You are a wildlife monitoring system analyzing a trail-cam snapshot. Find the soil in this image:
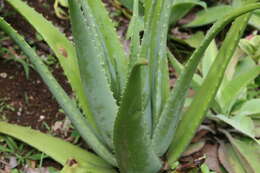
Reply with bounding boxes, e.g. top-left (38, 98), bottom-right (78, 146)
top-left (0, 60), bottom-right (69, 131)
top-left (0, 0), bottom-right (129, 131)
